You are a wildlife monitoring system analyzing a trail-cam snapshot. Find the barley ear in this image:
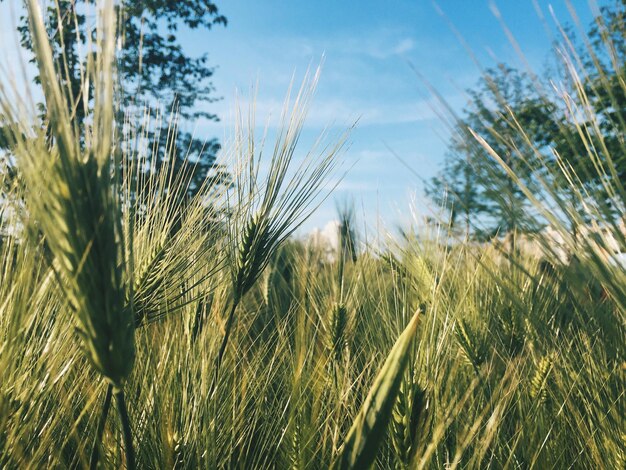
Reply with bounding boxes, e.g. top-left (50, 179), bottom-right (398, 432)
top-left (326, 302), bottom-right (350, 365)
top-left (530, 354), bottom-right (553, 404)
top-left (391, 373), bottom-right (429, 469)
top-left (455, 319), bottom-right (485, 375)
top-left (331, 310), bottom-right (421, 470)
